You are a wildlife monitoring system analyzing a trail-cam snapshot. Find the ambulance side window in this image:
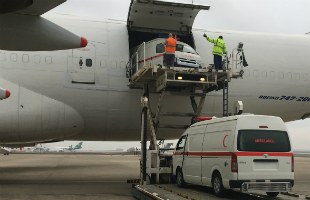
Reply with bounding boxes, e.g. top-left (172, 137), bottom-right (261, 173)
top-left (156, 44), bottom-right (165, 53)
top-left (176, 136), bottom-right (187, 151)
